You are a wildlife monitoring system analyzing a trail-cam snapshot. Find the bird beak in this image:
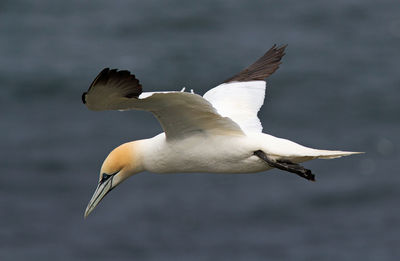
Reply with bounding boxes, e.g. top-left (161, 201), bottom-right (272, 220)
top-left (84, 175), bottom-right (115, 218)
